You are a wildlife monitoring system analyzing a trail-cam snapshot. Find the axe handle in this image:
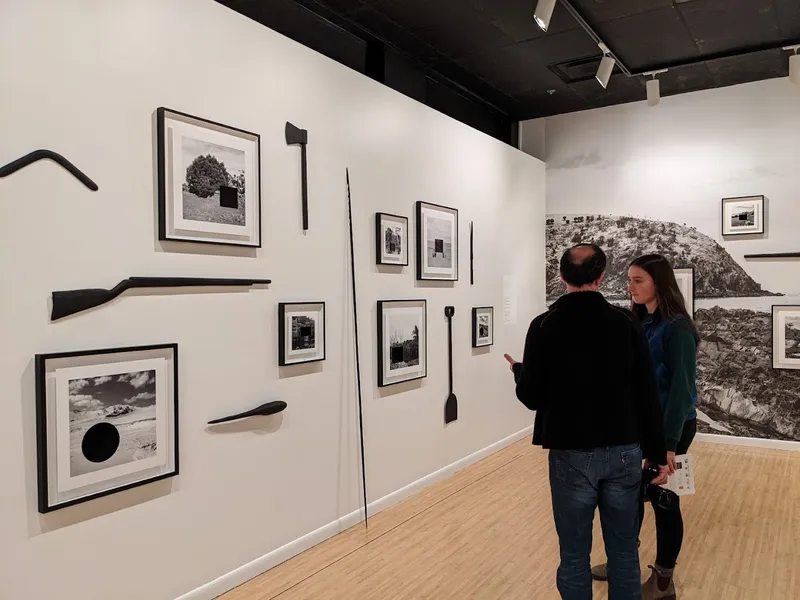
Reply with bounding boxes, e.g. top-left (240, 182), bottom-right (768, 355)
top-left (301, 144), bottom-right (308, 231)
